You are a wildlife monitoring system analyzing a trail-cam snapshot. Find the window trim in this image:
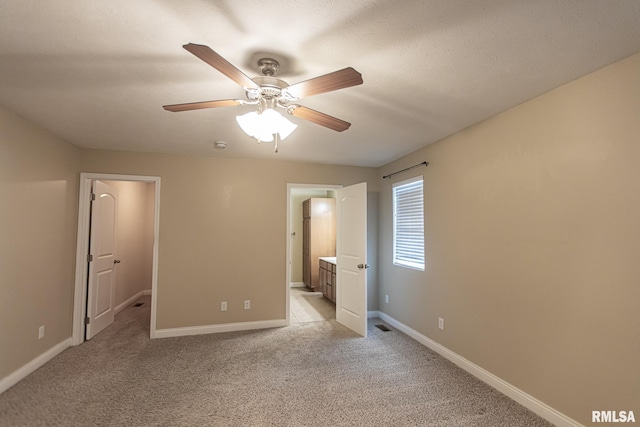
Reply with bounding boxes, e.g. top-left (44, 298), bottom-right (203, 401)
top-left (392, 175), bottom-right (425, 271)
